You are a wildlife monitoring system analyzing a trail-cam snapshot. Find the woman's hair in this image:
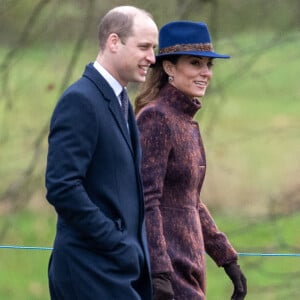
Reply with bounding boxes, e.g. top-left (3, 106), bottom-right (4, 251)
top-left (135, 56), bottom-right (179, 114)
